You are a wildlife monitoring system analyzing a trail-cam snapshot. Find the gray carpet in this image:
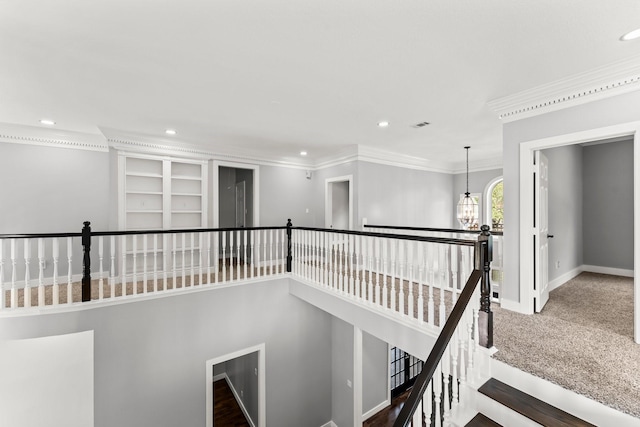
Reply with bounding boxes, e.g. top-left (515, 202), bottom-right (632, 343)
top-left (493, 272), bottom-right (640, 418)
